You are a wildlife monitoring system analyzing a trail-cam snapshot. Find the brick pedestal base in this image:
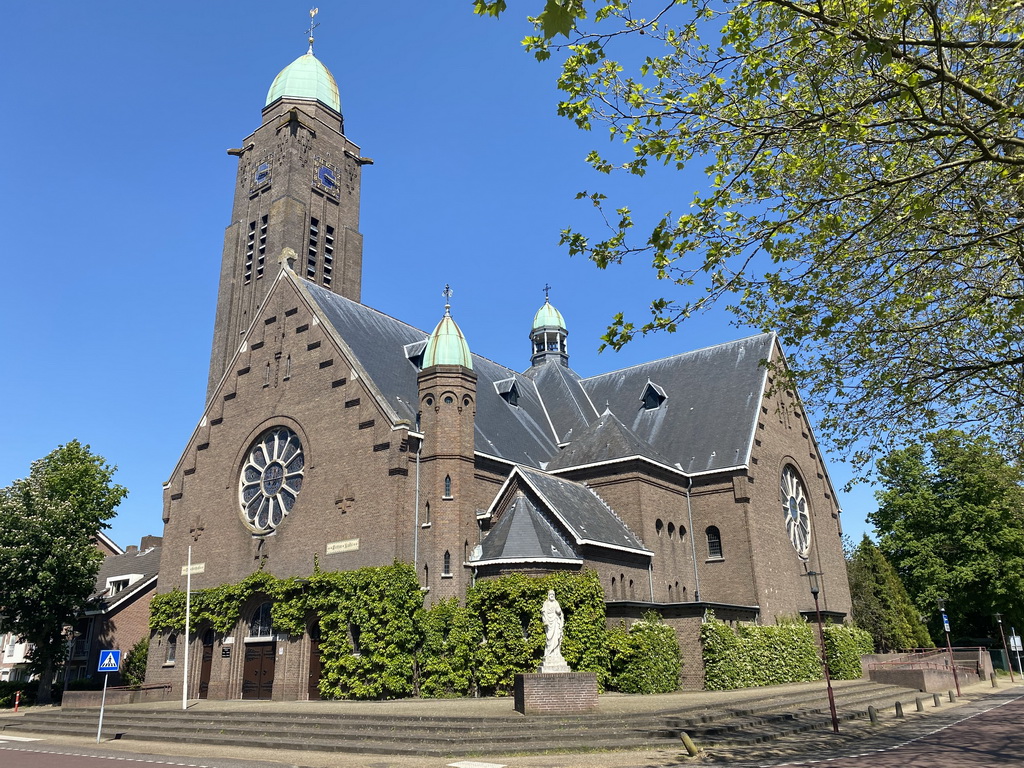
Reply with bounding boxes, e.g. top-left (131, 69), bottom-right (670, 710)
top-left (513, 672), bottom-right (598, 715)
